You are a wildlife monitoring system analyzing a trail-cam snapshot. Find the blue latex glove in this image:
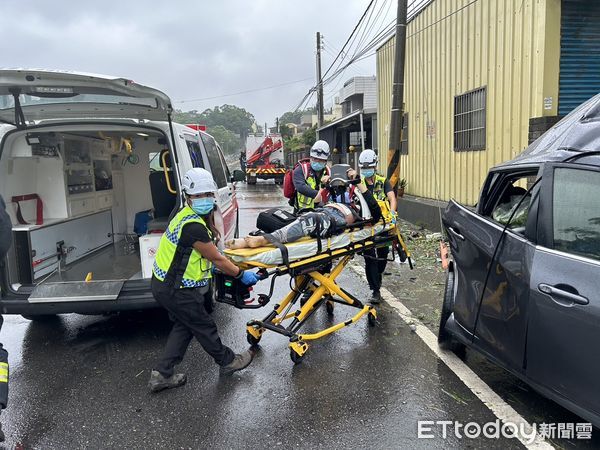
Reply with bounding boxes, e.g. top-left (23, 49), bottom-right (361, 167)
top-left (390, 211), bottom-right (398, 225)
top-left (239, 270), bottom-right (261, 286)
